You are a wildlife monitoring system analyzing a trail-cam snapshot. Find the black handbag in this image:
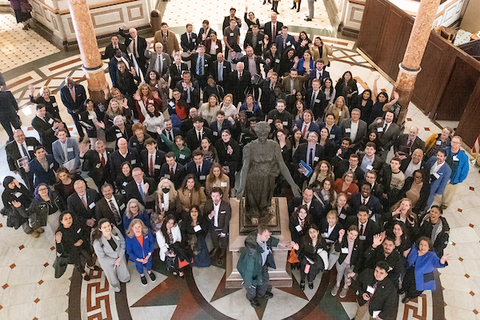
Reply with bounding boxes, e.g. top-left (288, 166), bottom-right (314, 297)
top-left (53, 253), bottom-right (69, 279)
